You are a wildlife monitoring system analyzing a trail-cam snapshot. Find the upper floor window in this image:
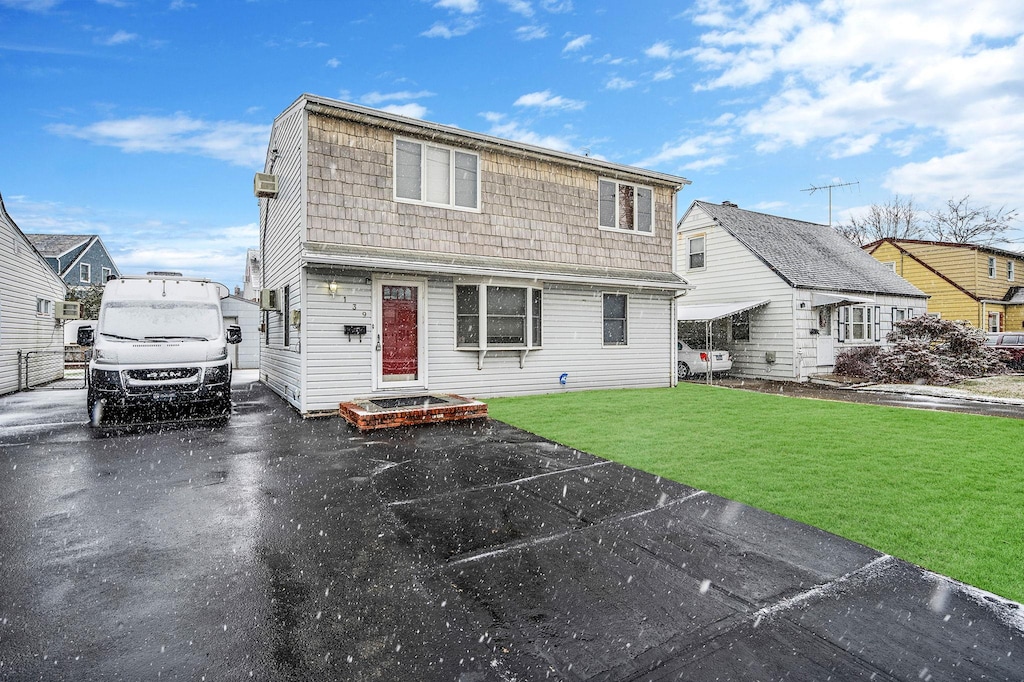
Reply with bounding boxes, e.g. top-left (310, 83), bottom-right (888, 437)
top-left (988, 256), bottom-right (996, 278)
top-left (1008, 261), bottom-right (1015, 282)
top-left (456, 284), bottom-right (542, 349)
top-left (603, 293), bottom-right (628, 346)
top-left (599, 179), bottom-right (653, 233)
top-left (883, 261), bottom-right (896, 272)
top-left (688, 235), bottom-right (706, 270)
top-left (102, 267), bottom-right (112, 282)
top-left (395, 138), bottom-right (479, 211)
top-left (80, 263), bottom-right (91, 283)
